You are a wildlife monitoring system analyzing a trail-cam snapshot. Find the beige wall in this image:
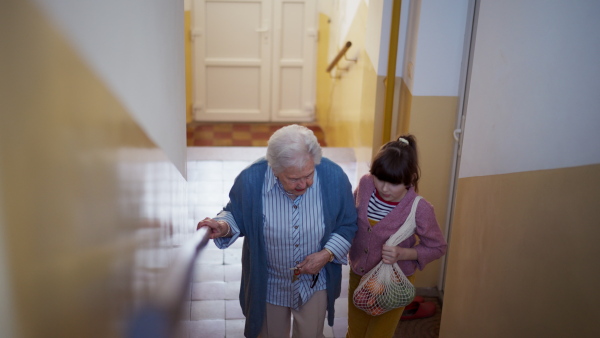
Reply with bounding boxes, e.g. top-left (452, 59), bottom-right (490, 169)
top-left (1, 2), bottom-right (190, 337)
top-left (185, 8), bottom-right (193, 123)
top-left (316, 1), bottom-right (375, 166)
top-left (315, 12), bottom-right (334, 130)
top-left (393, 80), bottom-right (458, 288)
top-left (396, 79), bottom-right (413, 136)
top-left (408, 95), bottom-right (458, 288)
top-left (440, 164), bottom-right (600, 337)
top-left (441, 2), bottom-right (600, 335)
